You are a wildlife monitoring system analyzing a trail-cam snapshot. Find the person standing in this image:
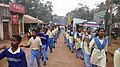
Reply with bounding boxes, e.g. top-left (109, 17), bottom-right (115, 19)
top-left (89, 28), bottom-right (108, 67)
